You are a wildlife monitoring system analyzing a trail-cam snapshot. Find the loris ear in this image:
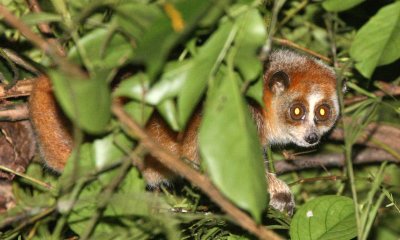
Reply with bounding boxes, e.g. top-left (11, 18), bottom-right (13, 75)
top-left (268, 71), bottom-right (290, 95)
